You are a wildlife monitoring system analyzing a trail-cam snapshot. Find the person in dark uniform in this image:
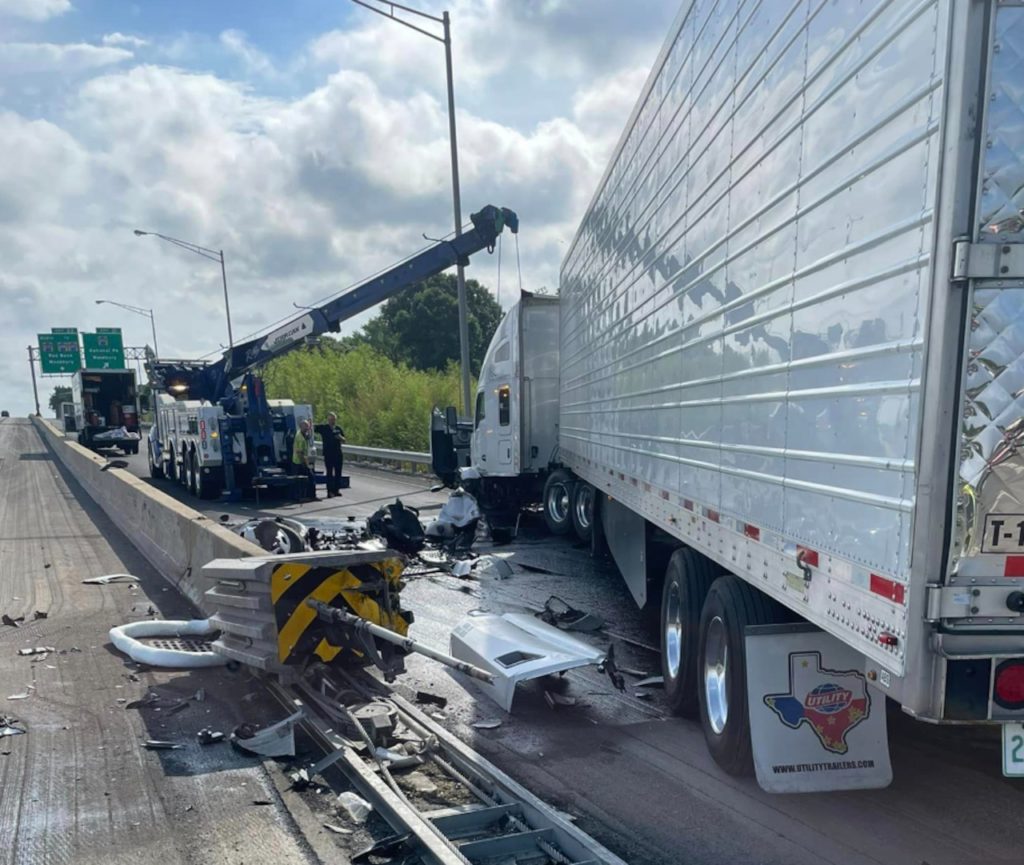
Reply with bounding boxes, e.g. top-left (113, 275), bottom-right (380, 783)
top-left (314, 411), bottom-right (346, 497)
